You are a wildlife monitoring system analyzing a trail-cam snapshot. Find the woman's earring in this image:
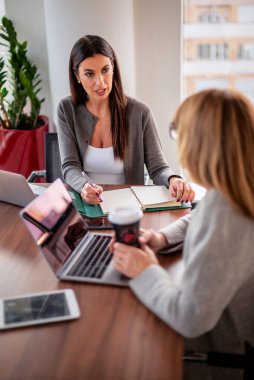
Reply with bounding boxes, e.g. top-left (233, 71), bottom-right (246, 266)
top-left (78, 80), bottom-right (81, 84)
